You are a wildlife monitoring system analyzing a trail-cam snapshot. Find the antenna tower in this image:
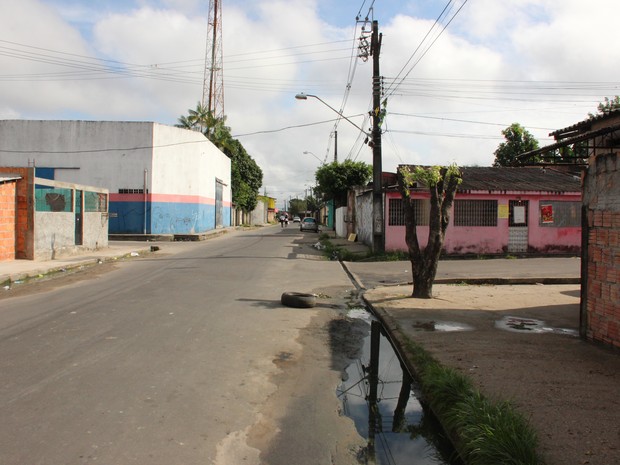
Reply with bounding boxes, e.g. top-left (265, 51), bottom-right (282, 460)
top-left (202, 0), bottom-right (224, 119)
